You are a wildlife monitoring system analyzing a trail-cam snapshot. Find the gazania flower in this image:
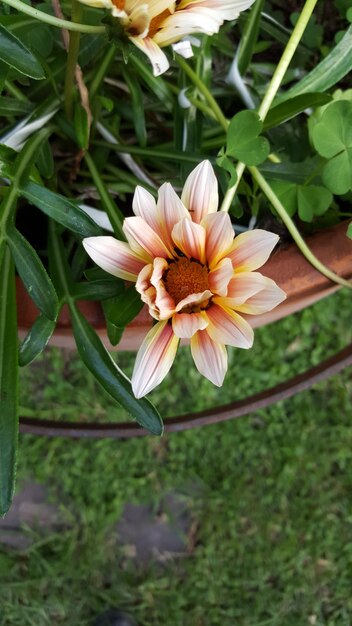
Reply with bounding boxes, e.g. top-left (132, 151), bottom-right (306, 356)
top-left (83, 161), bottom-right (286, 397)
top-left (78, 0), bottom-right (256, 75)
